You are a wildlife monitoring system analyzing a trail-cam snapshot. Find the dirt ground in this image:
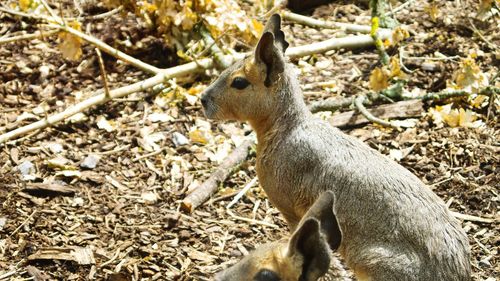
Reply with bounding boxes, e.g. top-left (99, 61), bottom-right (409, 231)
top-left (0, 0), bottom-right (498, 280)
